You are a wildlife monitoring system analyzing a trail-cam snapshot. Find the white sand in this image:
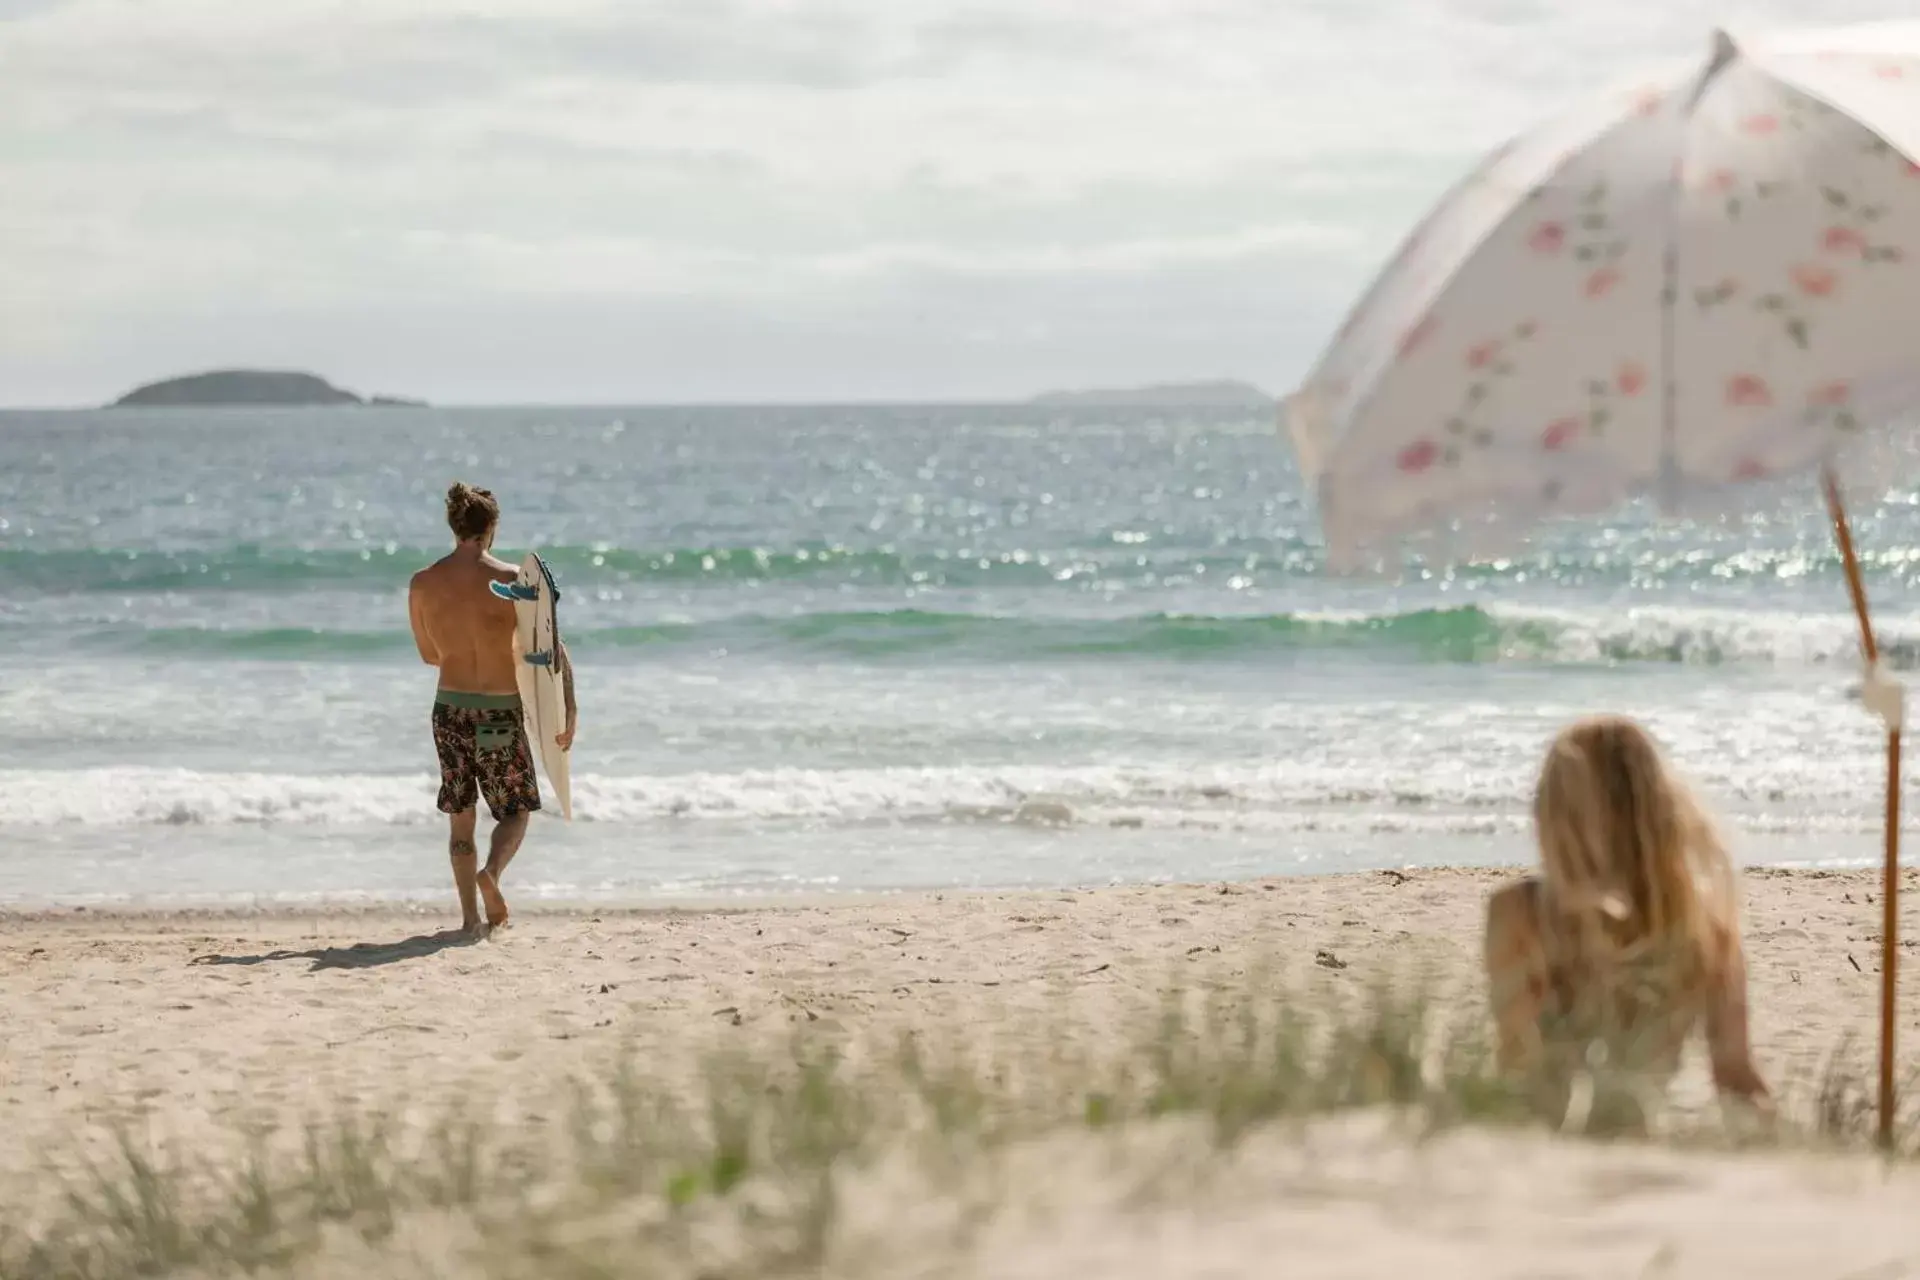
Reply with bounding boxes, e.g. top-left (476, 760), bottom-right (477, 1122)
top-left (3, 866), bottom-right (1917, 1276)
